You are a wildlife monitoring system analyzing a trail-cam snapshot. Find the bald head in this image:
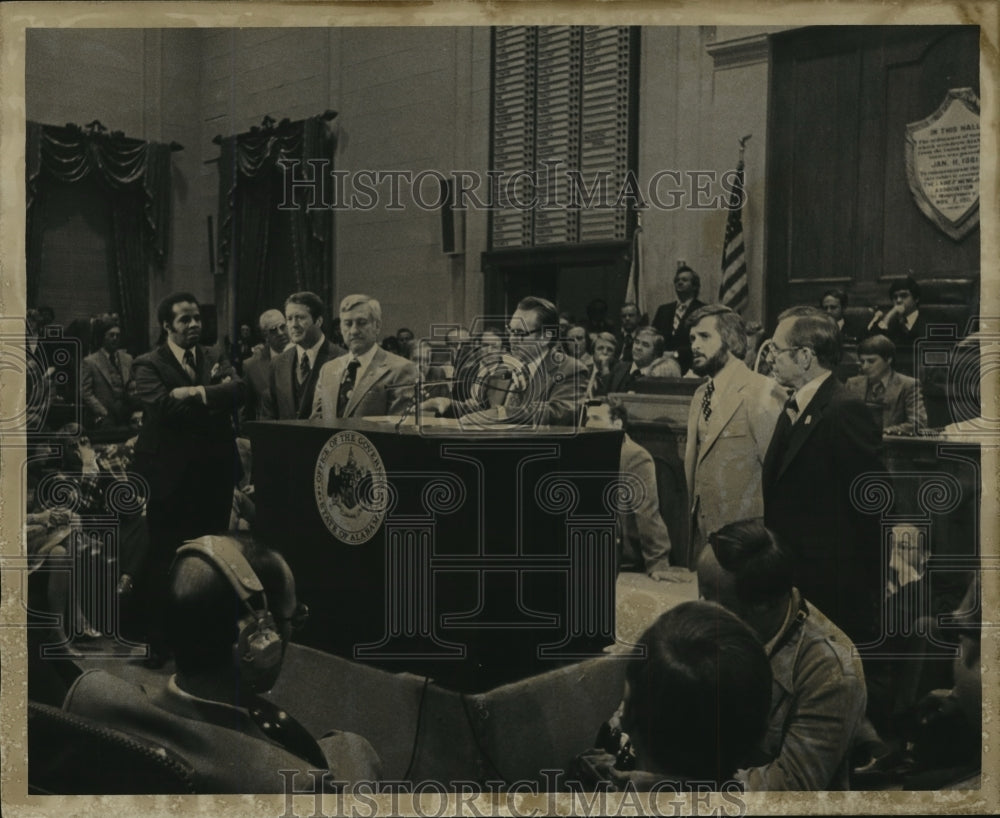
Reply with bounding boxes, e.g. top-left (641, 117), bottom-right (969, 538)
top-left (259, 309), bottom-right (289, 354)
